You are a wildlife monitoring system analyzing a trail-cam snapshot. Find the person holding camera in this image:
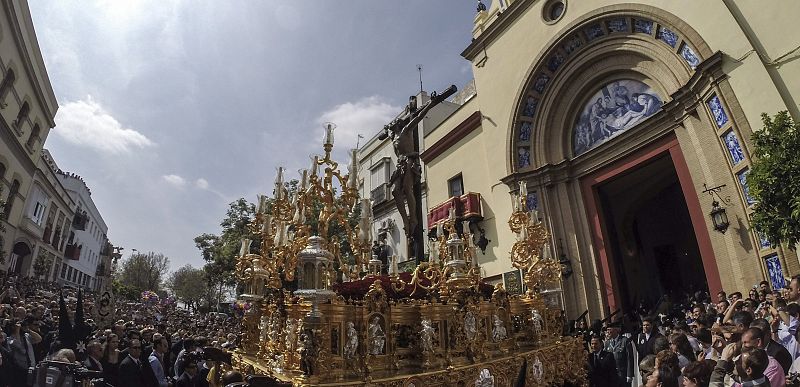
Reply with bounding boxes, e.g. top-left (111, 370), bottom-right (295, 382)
top-left (3, 317), bottom-right (41, 386)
